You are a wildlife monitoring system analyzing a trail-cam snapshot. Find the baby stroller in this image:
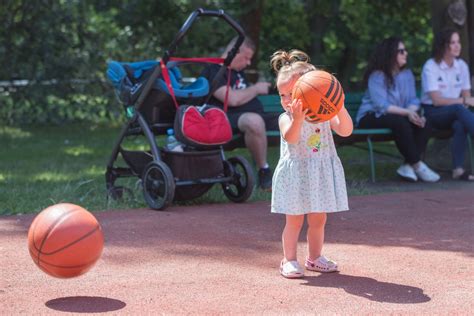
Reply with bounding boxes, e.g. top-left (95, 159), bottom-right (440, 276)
top-left (105, 9), bottom-right (255, 210)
